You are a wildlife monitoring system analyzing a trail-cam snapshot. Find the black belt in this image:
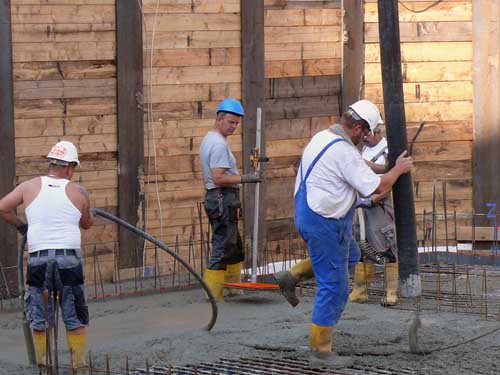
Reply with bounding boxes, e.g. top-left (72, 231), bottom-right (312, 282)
top-left (29, 249), bottom-right (77, 258)
top-left (207, 187), bottom-right (240, 194)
